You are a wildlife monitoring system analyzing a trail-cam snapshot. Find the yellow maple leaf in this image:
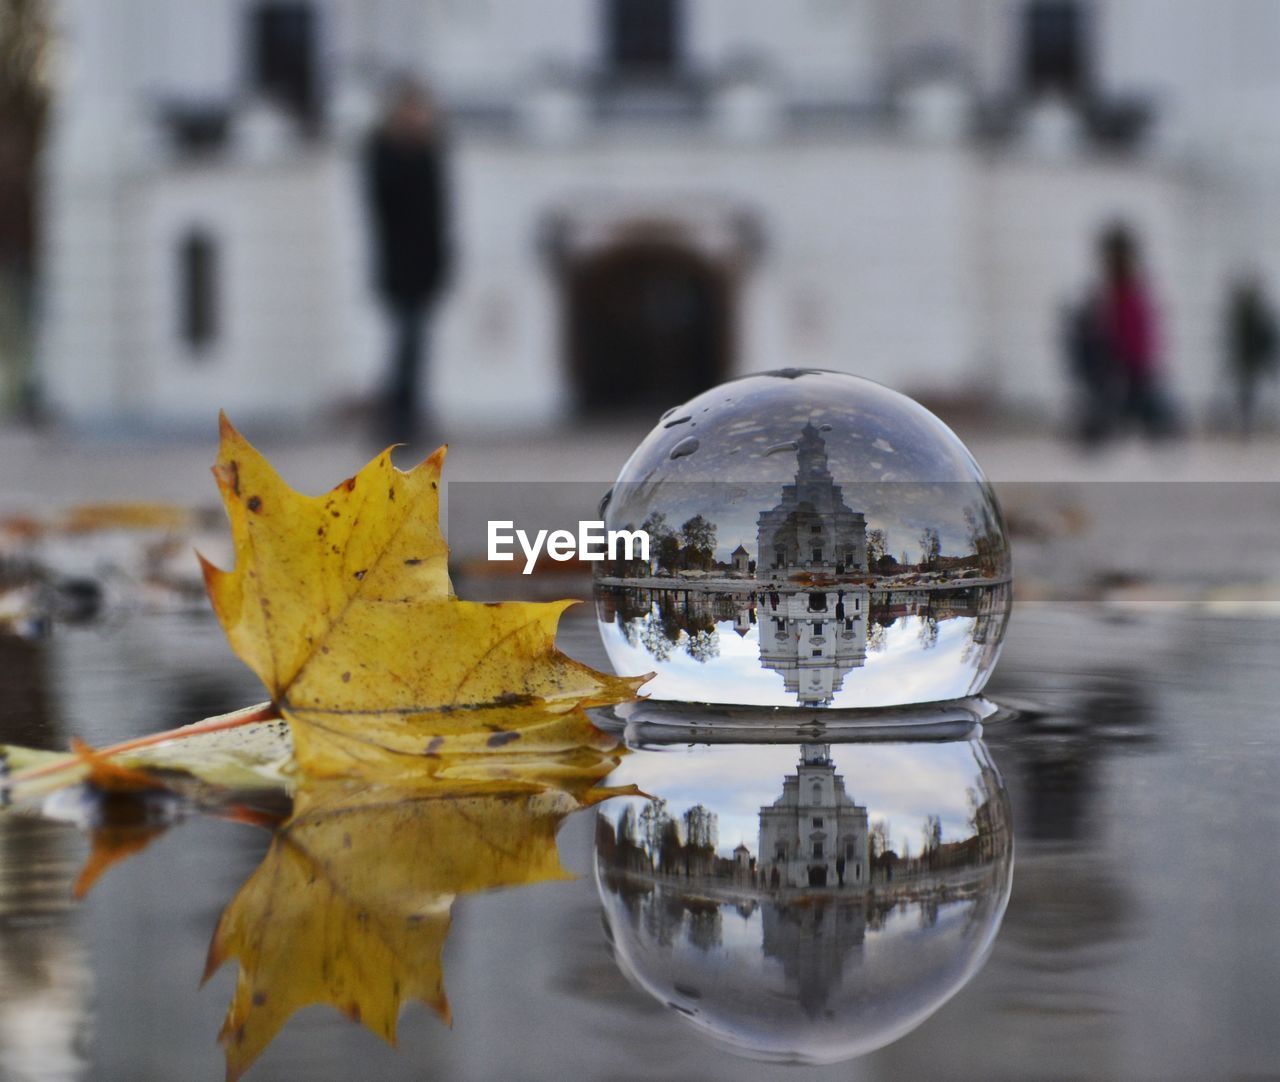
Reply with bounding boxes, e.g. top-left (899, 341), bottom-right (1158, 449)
top-left (204, 732), bottom-right (631, 1082)
top-left (3, 414), bottom-right (647, 1081)
top-left (198, 414), bottom-right (643, 778)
